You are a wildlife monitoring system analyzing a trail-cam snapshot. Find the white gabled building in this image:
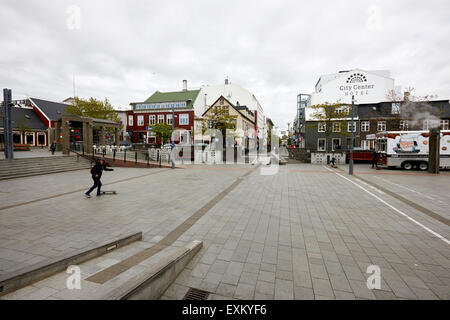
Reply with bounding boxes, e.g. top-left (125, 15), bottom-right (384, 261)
top-left (193, 79), bottom-right (266, 139)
